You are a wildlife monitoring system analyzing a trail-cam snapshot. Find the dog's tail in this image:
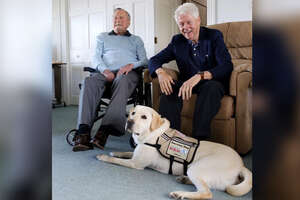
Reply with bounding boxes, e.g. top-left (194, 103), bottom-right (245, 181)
top-left (226, 166), bottom-right (252, 196)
